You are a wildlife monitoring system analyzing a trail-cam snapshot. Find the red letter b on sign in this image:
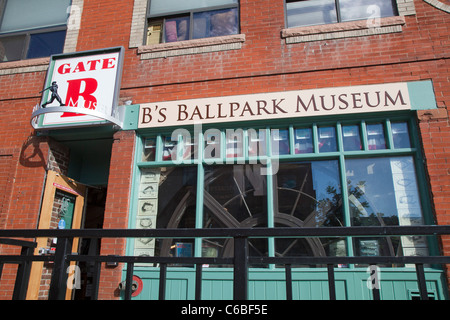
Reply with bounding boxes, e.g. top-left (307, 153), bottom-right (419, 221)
top-left (62, 78), bottom-right (98, 117)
